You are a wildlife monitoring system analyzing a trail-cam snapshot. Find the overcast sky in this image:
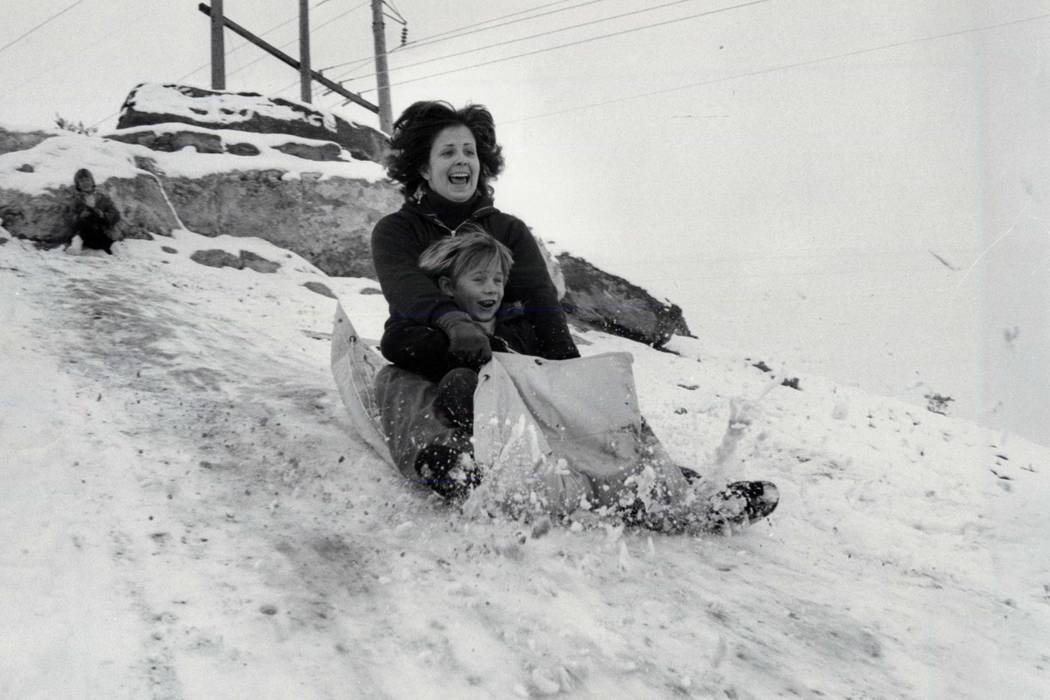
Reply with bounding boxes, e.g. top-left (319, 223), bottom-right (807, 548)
top-left (3, 0), bottom-right (1049, 444)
